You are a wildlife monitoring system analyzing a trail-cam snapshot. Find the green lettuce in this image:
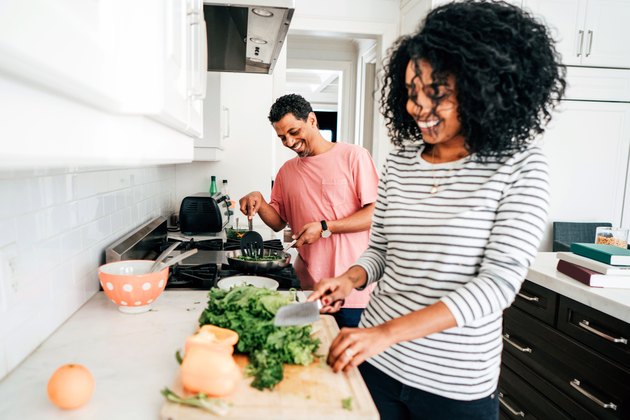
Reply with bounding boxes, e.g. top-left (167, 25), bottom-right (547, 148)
top-left (198, 286), bottom-right (320, 390)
